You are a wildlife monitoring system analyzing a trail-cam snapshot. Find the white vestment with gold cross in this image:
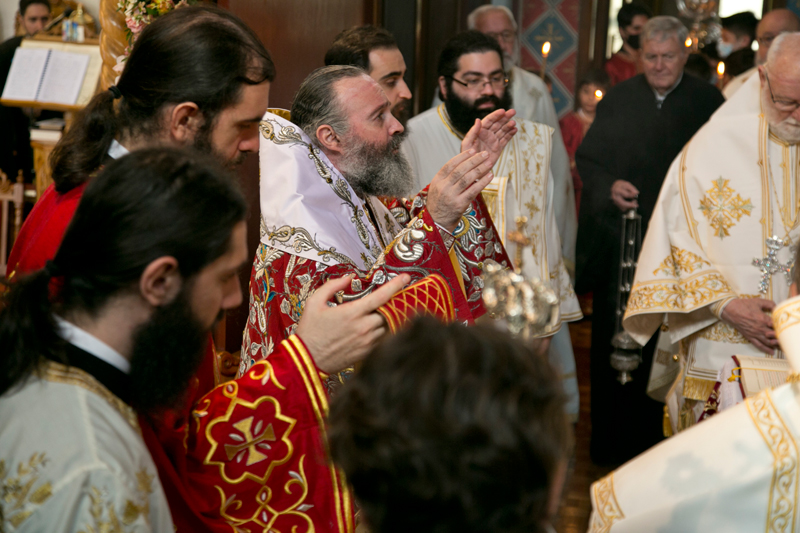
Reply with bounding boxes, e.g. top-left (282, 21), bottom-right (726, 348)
top-left (623, 73), bottom-right (800, 432)
top-left (402, 105), bottom-right (582, 418)
top-left (588, 294), bottom-right (800, 533)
